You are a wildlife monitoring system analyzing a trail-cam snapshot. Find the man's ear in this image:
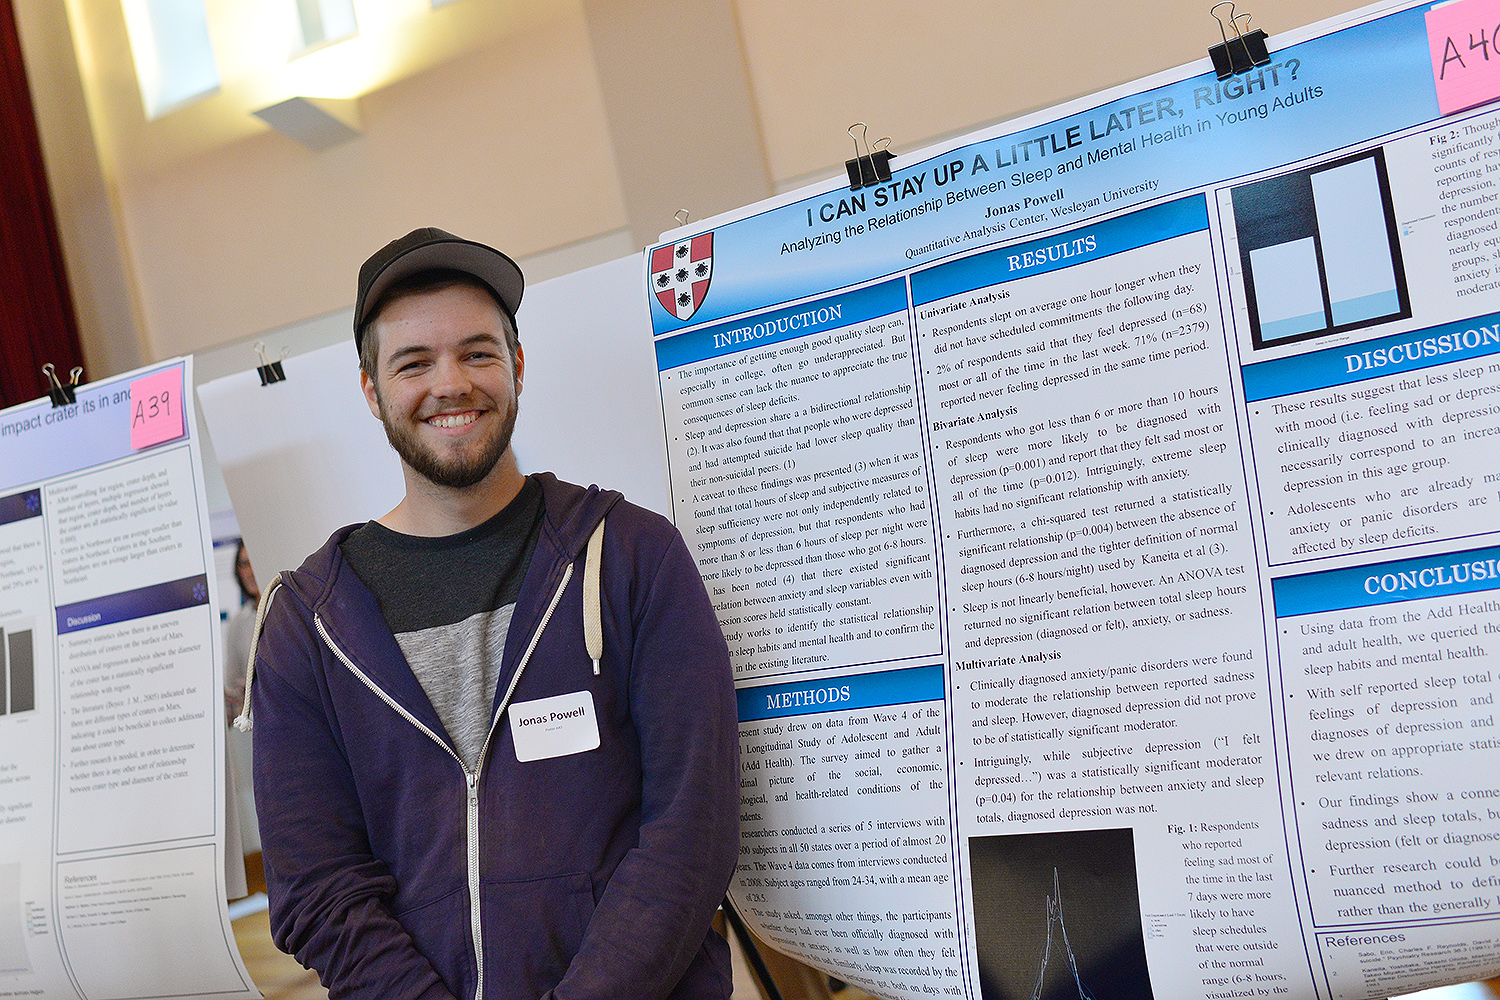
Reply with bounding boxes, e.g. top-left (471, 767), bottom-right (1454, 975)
top-left (360, 369), bottom-right (382, 420)
top-left (513, 343), bottom-right (525, 395)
